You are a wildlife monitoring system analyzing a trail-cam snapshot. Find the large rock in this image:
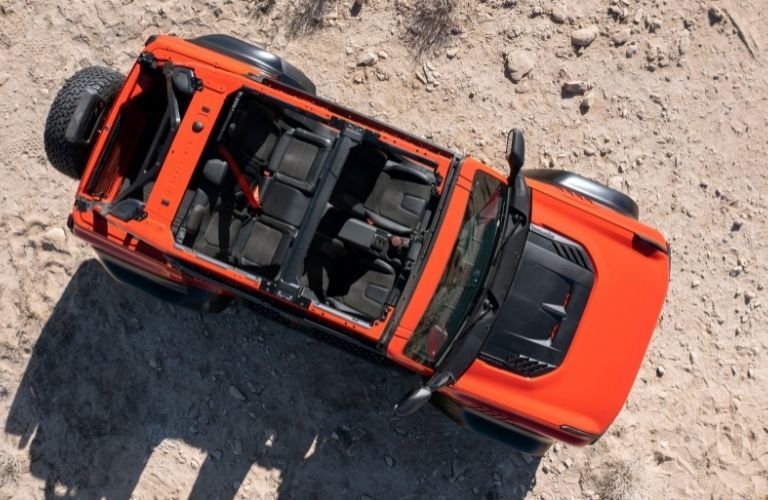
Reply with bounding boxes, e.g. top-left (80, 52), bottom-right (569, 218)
top-left (571, 26), bottom-right (599, 47)
top-left (504, 50), bottom-right (535, 83)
